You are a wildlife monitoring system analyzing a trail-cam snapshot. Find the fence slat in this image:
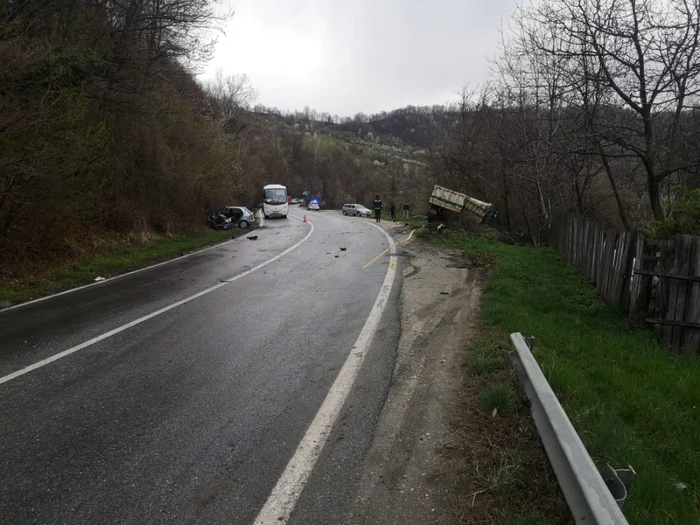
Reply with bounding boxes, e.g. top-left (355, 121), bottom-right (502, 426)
top-left (602, 229), bottom-right (616, 301)
top-left (586, 221), bottom-right (595, 281)
top-left (613, 232), bottom-right (629, 306)
top-left (658, 240), bottom-right (675, 348)
top-left (628, 235), bottom-right (644, 318)
top-left (609, 232), bottom-right (621, 303)
top-left (551, 214), bottom-right (700, 356)
top-left (619, 231), bottom-right (638, 311)
top-left (595, 224), bottom-right (604, 287)
top-left (683, 237), bottom-right (700, 355)
top-left (582, 218), bottom-right (588, 276)
top-left (630, 238), bottom-right (656, 327)
top-left (669, 237), bottom-right (693, 352)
